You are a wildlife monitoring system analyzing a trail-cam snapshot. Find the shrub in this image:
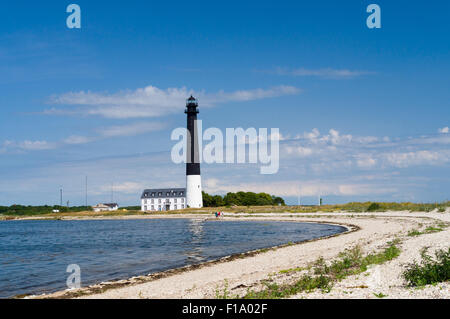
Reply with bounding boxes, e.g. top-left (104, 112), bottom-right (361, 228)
top-left (245, 243), bottom-right (400, 299)
top-left (367, 203), bottom-right (381, 212)
top-left (403, 248), bottom-right (450, 287)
